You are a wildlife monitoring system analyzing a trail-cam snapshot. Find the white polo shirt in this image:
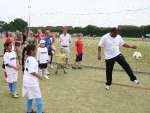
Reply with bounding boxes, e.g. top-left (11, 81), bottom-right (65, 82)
top-left (37, 47), bottom-right (49, 64)
top-left (59, 33), bottom-right (71, 47)
top-left (3, 51), bottom-right (17, 74)
top-left (98, 33), bottom-right (125, 60)
top-left (23, 56), bottom-right (39, 87)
